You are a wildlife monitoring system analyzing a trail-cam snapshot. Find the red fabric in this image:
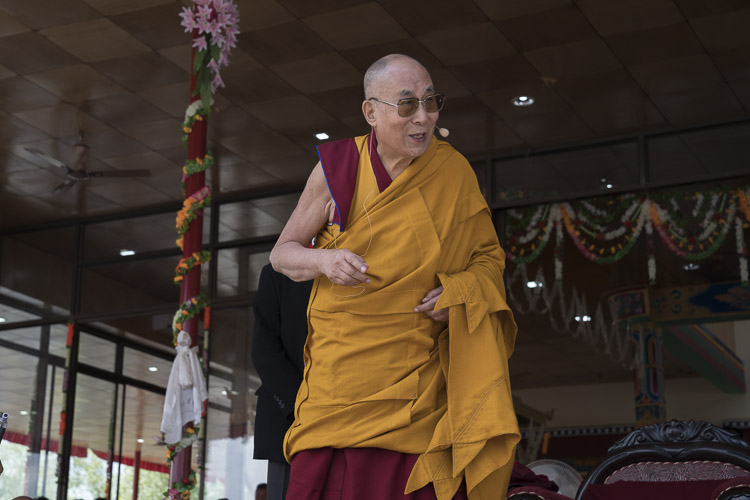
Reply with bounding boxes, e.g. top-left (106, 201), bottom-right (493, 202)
top-left (711, 476), bottom-right (750, 499)
top-left (582, 480), bottom-right (725, 500)
top-left (317, 137), bottom-right (359, 231)
top-left (316, 134), bottom-right (393, 232)
top-left (367, 131), bottom-right (393, 193)
top-left (510, 462), bottom-right (559, 491)
top-left (286, 447), bottom-right (468, 500)
top-left (507, 486), bottom-right (573, 499)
